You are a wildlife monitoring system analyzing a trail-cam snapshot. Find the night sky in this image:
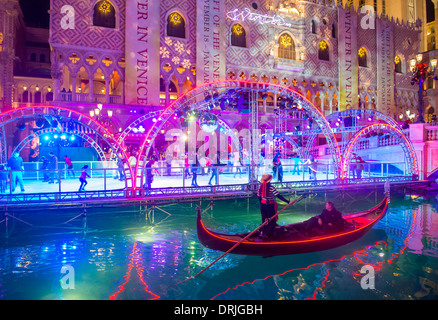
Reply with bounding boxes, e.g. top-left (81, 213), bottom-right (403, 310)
top-left (19, 0), bottom-right (50, 29)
